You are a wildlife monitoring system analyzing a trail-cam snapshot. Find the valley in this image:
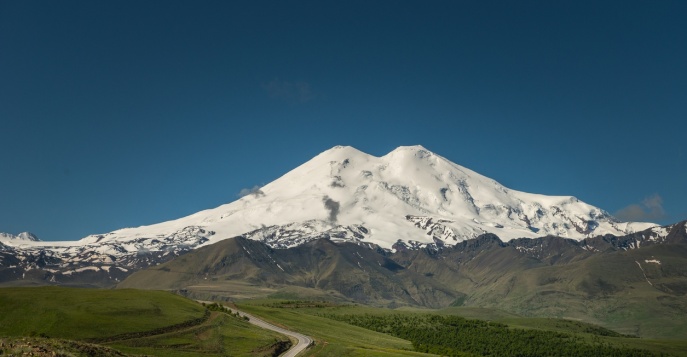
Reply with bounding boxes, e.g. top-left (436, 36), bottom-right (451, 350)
top-left (2, 286), bottom-right (686, 356)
